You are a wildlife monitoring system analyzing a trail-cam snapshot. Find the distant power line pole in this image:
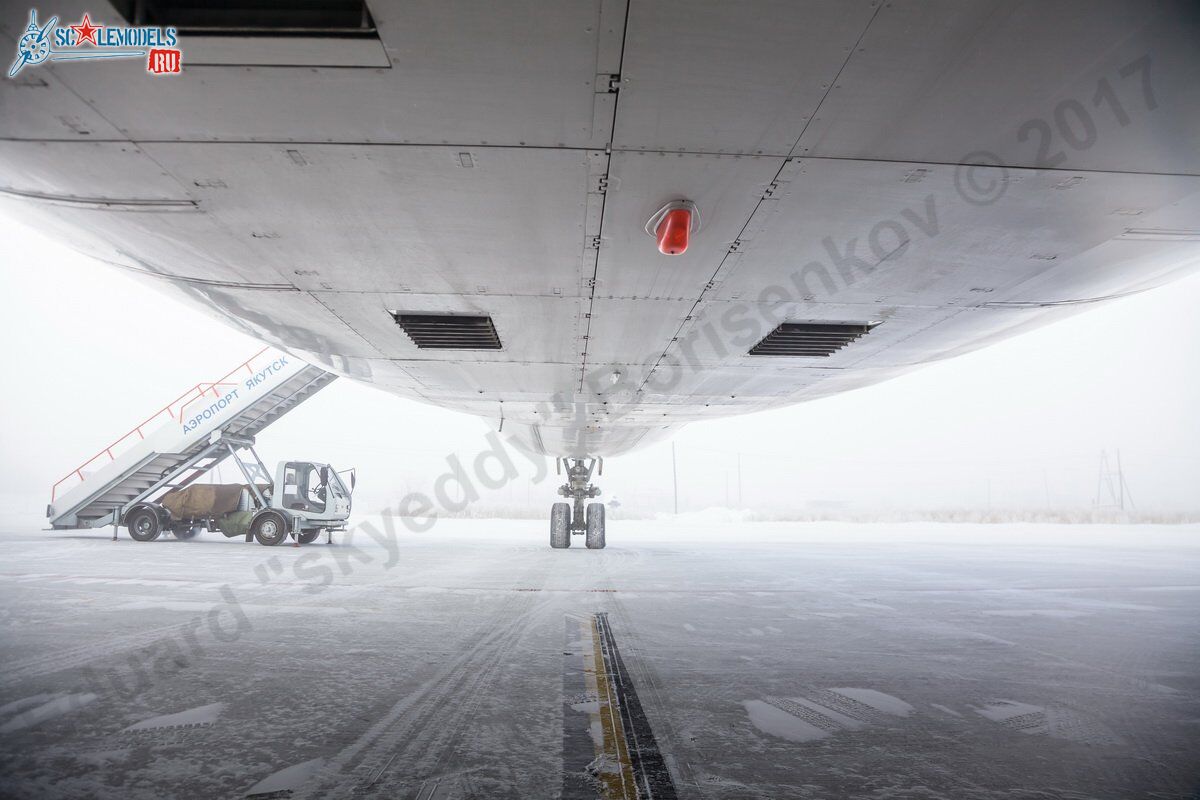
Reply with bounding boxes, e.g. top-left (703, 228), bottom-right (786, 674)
top-left (1095, 449), bottom-right (1135, 510)
top-left (671, 441), bottom-right (679, 515)
top-left (737, 452), bottom-right (743, 508)
top-left (1117, 451), bottom-right (1125, 508)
